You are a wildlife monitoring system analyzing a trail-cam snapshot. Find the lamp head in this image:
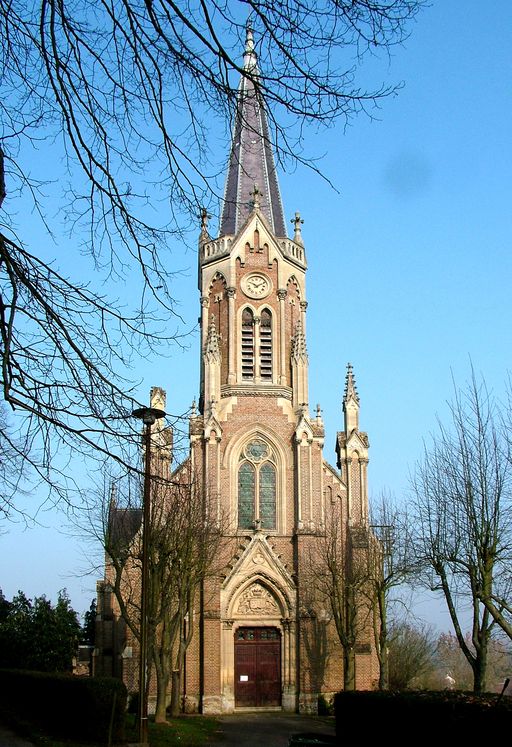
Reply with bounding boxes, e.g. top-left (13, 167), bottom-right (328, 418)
top-left (132, 406), bottom-right (166, 426)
